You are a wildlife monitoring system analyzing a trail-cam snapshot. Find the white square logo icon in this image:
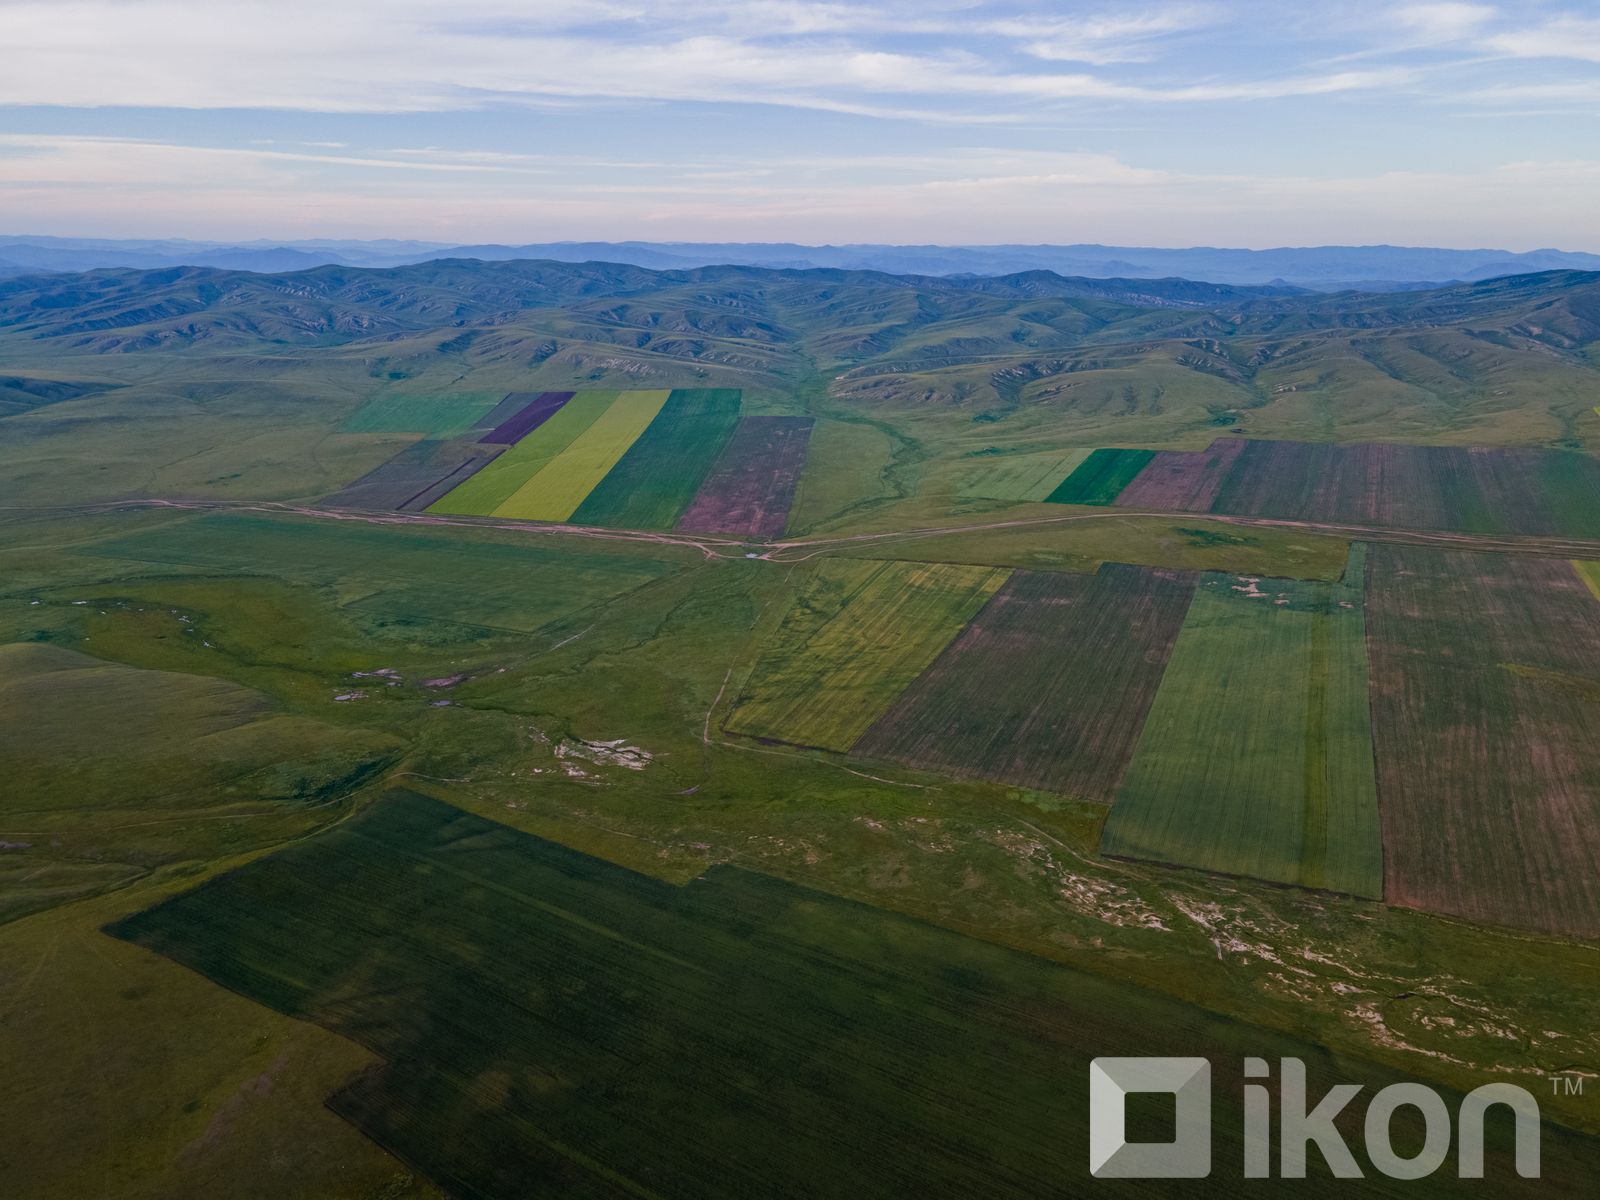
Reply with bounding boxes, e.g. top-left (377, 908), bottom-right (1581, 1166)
top-left (1089, 1057), bottom-right (1212, 1178)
